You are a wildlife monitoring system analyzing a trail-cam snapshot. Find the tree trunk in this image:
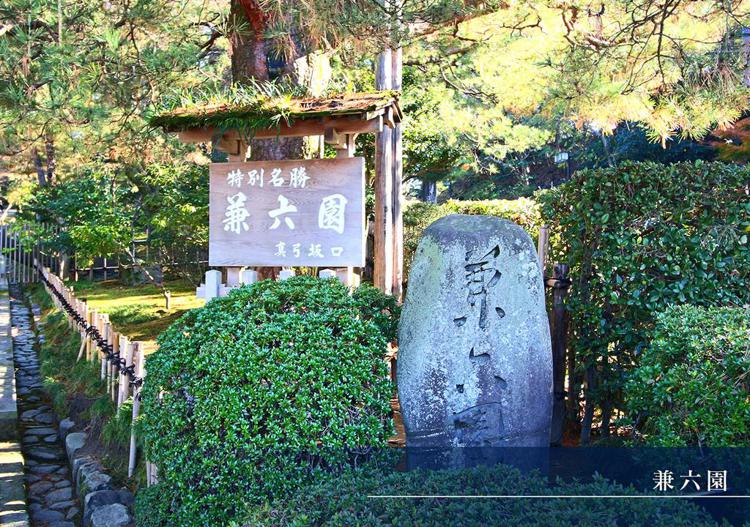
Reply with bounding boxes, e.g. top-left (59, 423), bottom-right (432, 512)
top-left (580, 365), bottom-right (596, 445)
top-left (565, 334), bottom-right (578, 422)
top-left (230, 0), bottom-right (304, 161)
top-left (421, 179), bottom-right (437, 203)
top-left (230, 0), bottom-right (270, 85)
top-left (58, 253), bottom-right (68, 281)
top-left (229, 0), bottom-right (331, 280)
top-left (549, 264), bottom-right (570, 446)
top-left (45, 132), bottom-right (56, 185)
top-left (31, 147), bottom-right (47, 187)
top-left (600, 399), bottom-right (612, 438)
top-left (601, 133), bottom-right (615, 167)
